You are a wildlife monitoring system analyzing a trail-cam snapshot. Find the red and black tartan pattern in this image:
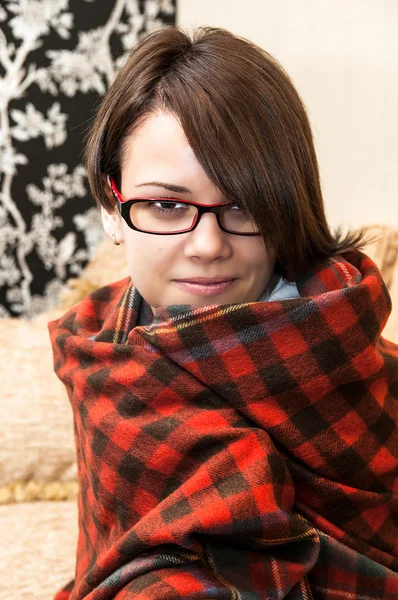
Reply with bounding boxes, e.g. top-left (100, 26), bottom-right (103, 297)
top-left (49, 251), bottom-right (398, 600)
